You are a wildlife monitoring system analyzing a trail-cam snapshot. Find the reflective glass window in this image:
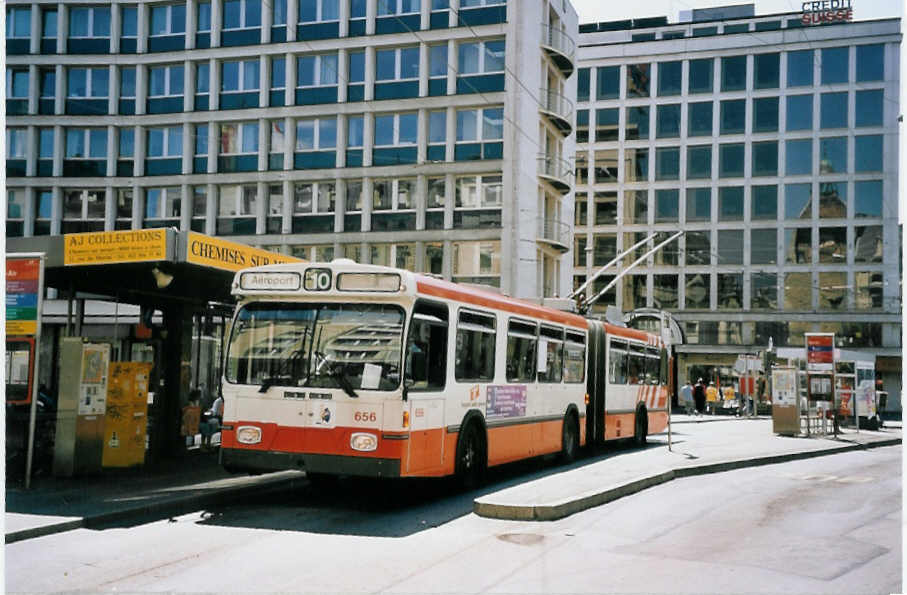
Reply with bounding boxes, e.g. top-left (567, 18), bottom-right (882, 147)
top-left (685, 233), bottom-right (711, 266)
top-left (753, 97), bottom-right (778, 132)
top-left (624, 191), bottom-right (647, 224)
top-left (626, 64), bottom-right (650, 97)
top-left (720, 99), bottom-right (745, 134)
top-left (718, 186), bottom-right (743, 221)
top-left (577, 67), bottom-right (589, 102)
top-left (785, 183), bottom-right (812, 219)
top-left (686, 146), bottom-right (711, 179)
top-left (855, 90), bottom-right (883, 127)
top-left (657, 61), bottom-right (682, 96)
top-left (686, 188), bottom-right (710, 222)
top-left (854, 135), bottom-right (883, 172)
top-left (624, 148), bottom-right (648, 182)
top-left (785, 139), bottom-right (812, 175)
top-left (688, 101), bottom-right (712, 136)
top-left (684, 273), bottom-right (710, 309)
top-left (818, 227), bottom-right (847, 264)
top-left (752, 141), bottom-right (777, 176)
top-left (753, 52), bottom-right (779, 89)
top-left (595, 108), bottom-right (619, 142)
top-left (718, 143), bottom-right (744, 178)
top-left (784, 272), bottom-right (812, 308)
top-left (854, 226), bottom-right (882, 262)
top-left (720, 56), bottom-right (746, 91)
top-left (688, 58), bottom-right (713, 94)
top-left (818, 181), bottom-right (846, 219)
top-left (854, 180), bottom-right (883, 218)
top-left (625, 106), bottom-right (649, 140)
top-left (655, 147), bottom-right (679, 180)
top-left (785, 230), bottom-right (812, 265)
top-left (751, 273), bottom-right (777, 310)
top-left (596, 65), bottom-right (619, 100)
top-left (751, 185), bottom-right (777, 220)
top-left (821, 47), bottom-right (848, 84)
top-left (819, 137), bottom-right (847, 174)
top-left (717, 273), bottom-right (743, 310)
top-left (656, 104), bottom-right (680, 138)
top-left (786, 94), bottom-right (813, 130)
top-left (654, 189), bottom-right (679, 223)
top-left (786, 50), bottom-right (813, 87)
top-left (820, 92), bottom-right (848, 129)
top-left (717, 230), bottom-right (743, 265)
top-left (856, 44), bottom-right (884, 82)
top-left (751, 229), bottom-right (777, 264)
